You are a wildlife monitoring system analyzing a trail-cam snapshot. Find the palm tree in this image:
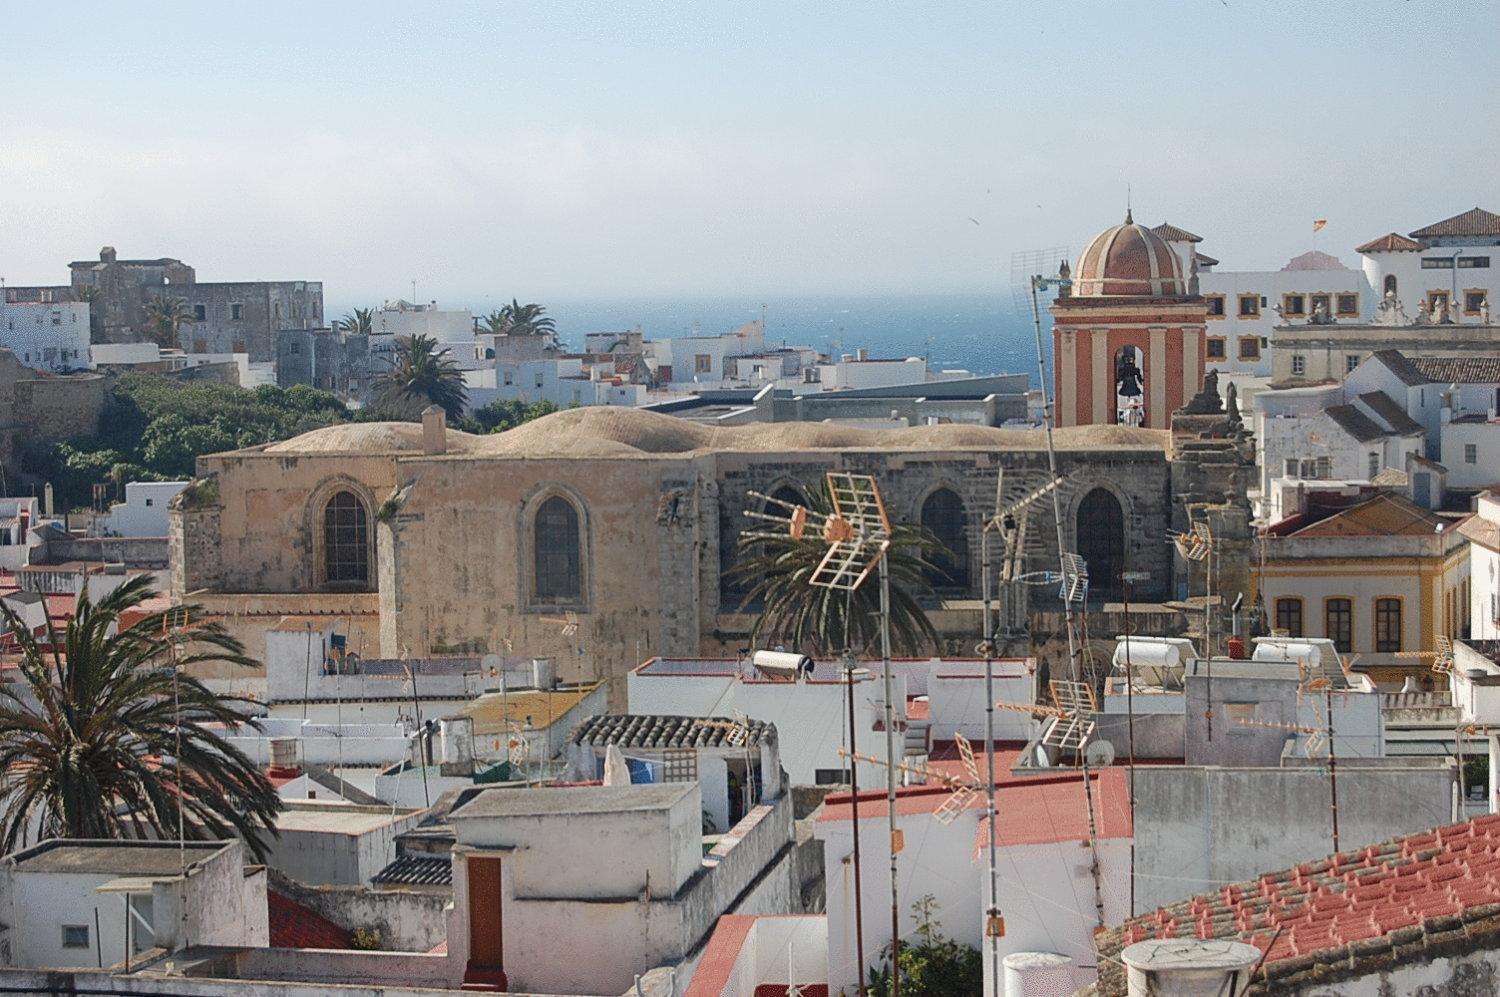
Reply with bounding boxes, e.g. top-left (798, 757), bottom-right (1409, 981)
top-left (480, 310), bottom-right (511, 337)
top-left (0, 576), bottom-right (281, 860)
top-left (338, 307), bottom-right (375, 335)
top-left (729, 485), bottom-right (944, 656)
top-left (374, 333), bottom-right (468, 420)
top-left (500, 299), bottom-right (558, 343)
top-left (143, 293), bottom-right (194, 349)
